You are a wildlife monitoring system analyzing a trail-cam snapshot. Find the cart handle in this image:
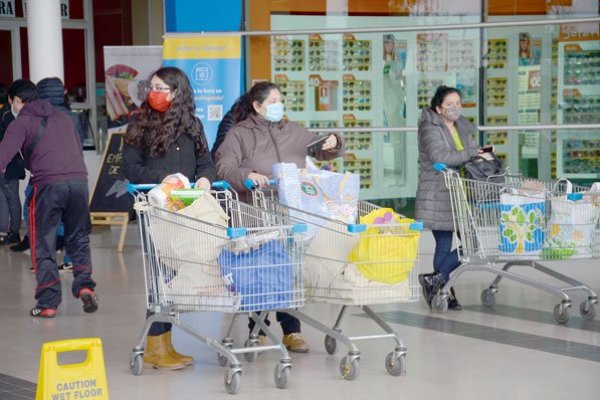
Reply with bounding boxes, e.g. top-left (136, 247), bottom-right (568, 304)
top-left (244, 178), bottom-right (278, 190)
top-left (433, 162), bottom-right (448, 172)
top-left (347, 220), bottom-right (424, 233)
top-left (127, 180), bottom-right (231, 193)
